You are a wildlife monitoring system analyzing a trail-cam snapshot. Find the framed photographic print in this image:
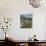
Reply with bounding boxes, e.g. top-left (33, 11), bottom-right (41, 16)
top-left (20, 14), bottom-right (32, 28)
